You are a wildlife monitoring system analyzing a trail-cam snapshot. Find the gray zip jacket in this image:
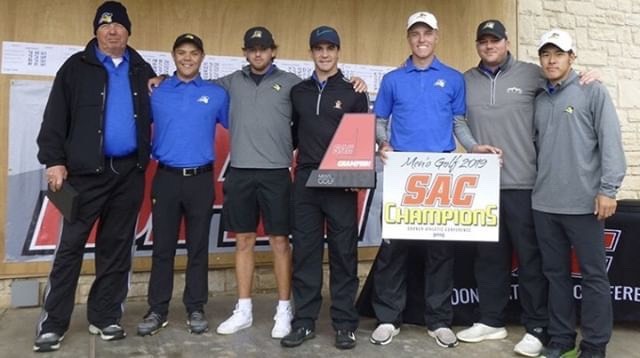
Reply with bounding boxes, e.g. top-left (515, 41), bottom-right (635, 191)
top-left (462, 54), bottom-right (544, 189)
top-left (532, 70), bottom-right (626, 214)
top-left (216, 65), bottom-right (301, 169)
